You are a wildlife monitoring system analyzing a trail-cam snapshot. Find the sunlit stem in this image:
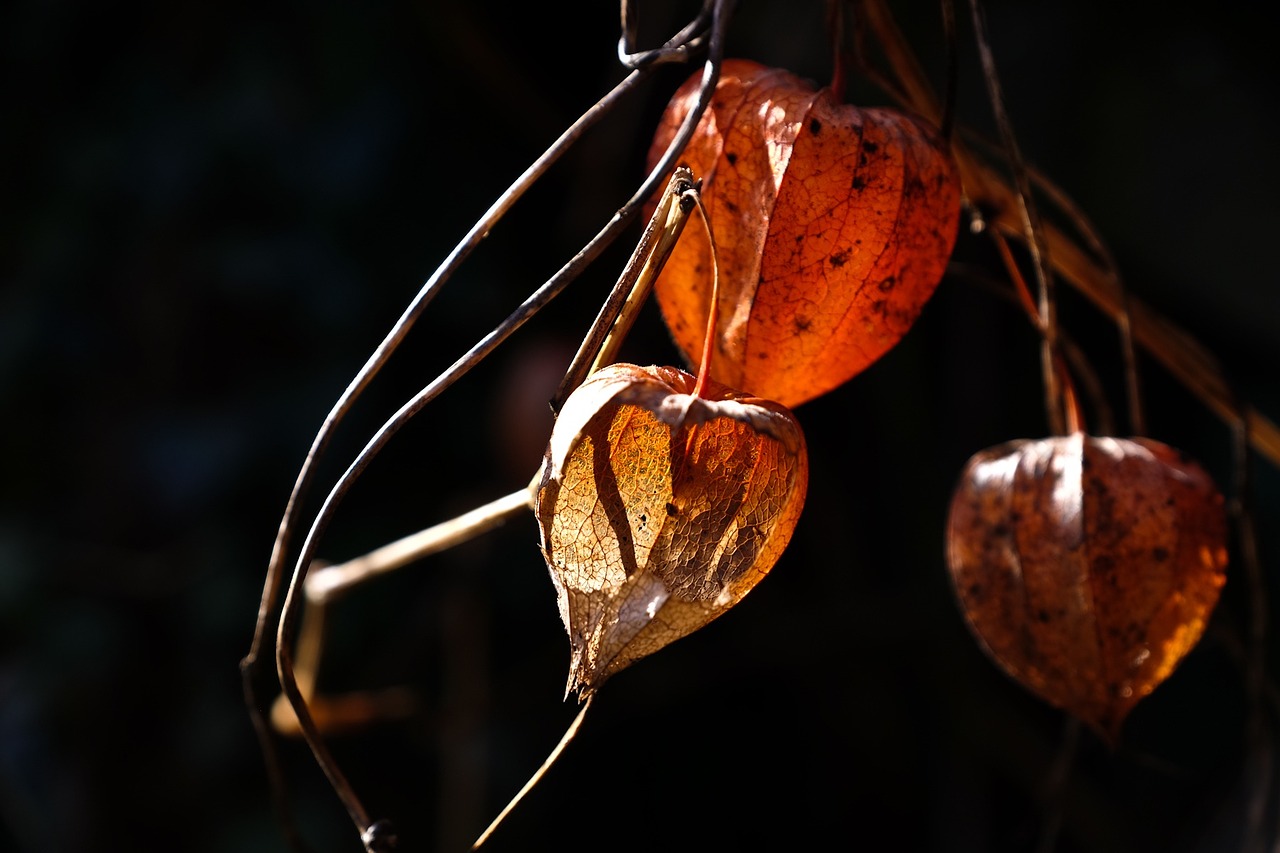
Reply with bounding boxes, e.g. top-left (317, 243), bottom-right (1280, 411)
top-left (271, 3), bottom-right (736, 841)
top-left (554, 168), bottom-right (700, 409)
top-left (861, 0), bottom-right (1280, 460)
top-left (273, 579), bottom-right (329, 732)
top-left (619, 0), bottom-right (714, 68)
top-left (691, 193), bottom-right (721, 400)
top-left (269, 491), bottom-right (531, 737)
top-left (966, 0), bottom-right (1064, 435)
top-left (989, 228), bottom-right (1085, 434)
top-left (1060, 364), bottom-right (1082, 434)
top-left (305, 489), bottom-right (533, 605)
top-left (244, 33), bottom-right (677, 853)
top-left (471, 694), bottom-right (596, 849)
